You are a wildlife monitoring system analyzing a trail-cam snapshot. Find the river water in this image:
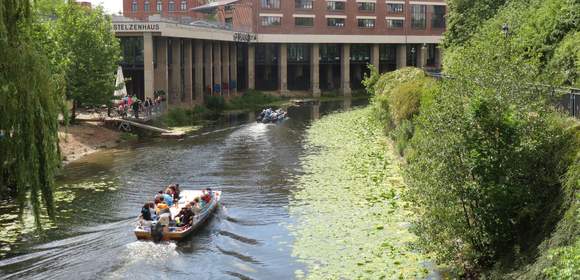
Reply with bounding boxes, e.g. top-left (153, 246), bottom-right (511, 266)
top-left (0, 99), bottom-right (365, 280)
